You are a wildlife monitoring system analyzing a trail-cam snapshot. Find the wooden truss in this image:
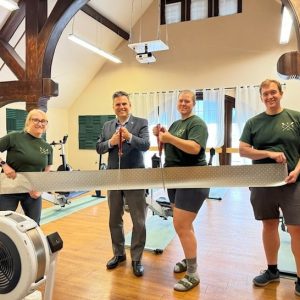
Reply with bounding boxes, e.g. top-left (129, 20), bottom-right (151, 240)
top-left (0, 0), bottom-right (129, 111)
